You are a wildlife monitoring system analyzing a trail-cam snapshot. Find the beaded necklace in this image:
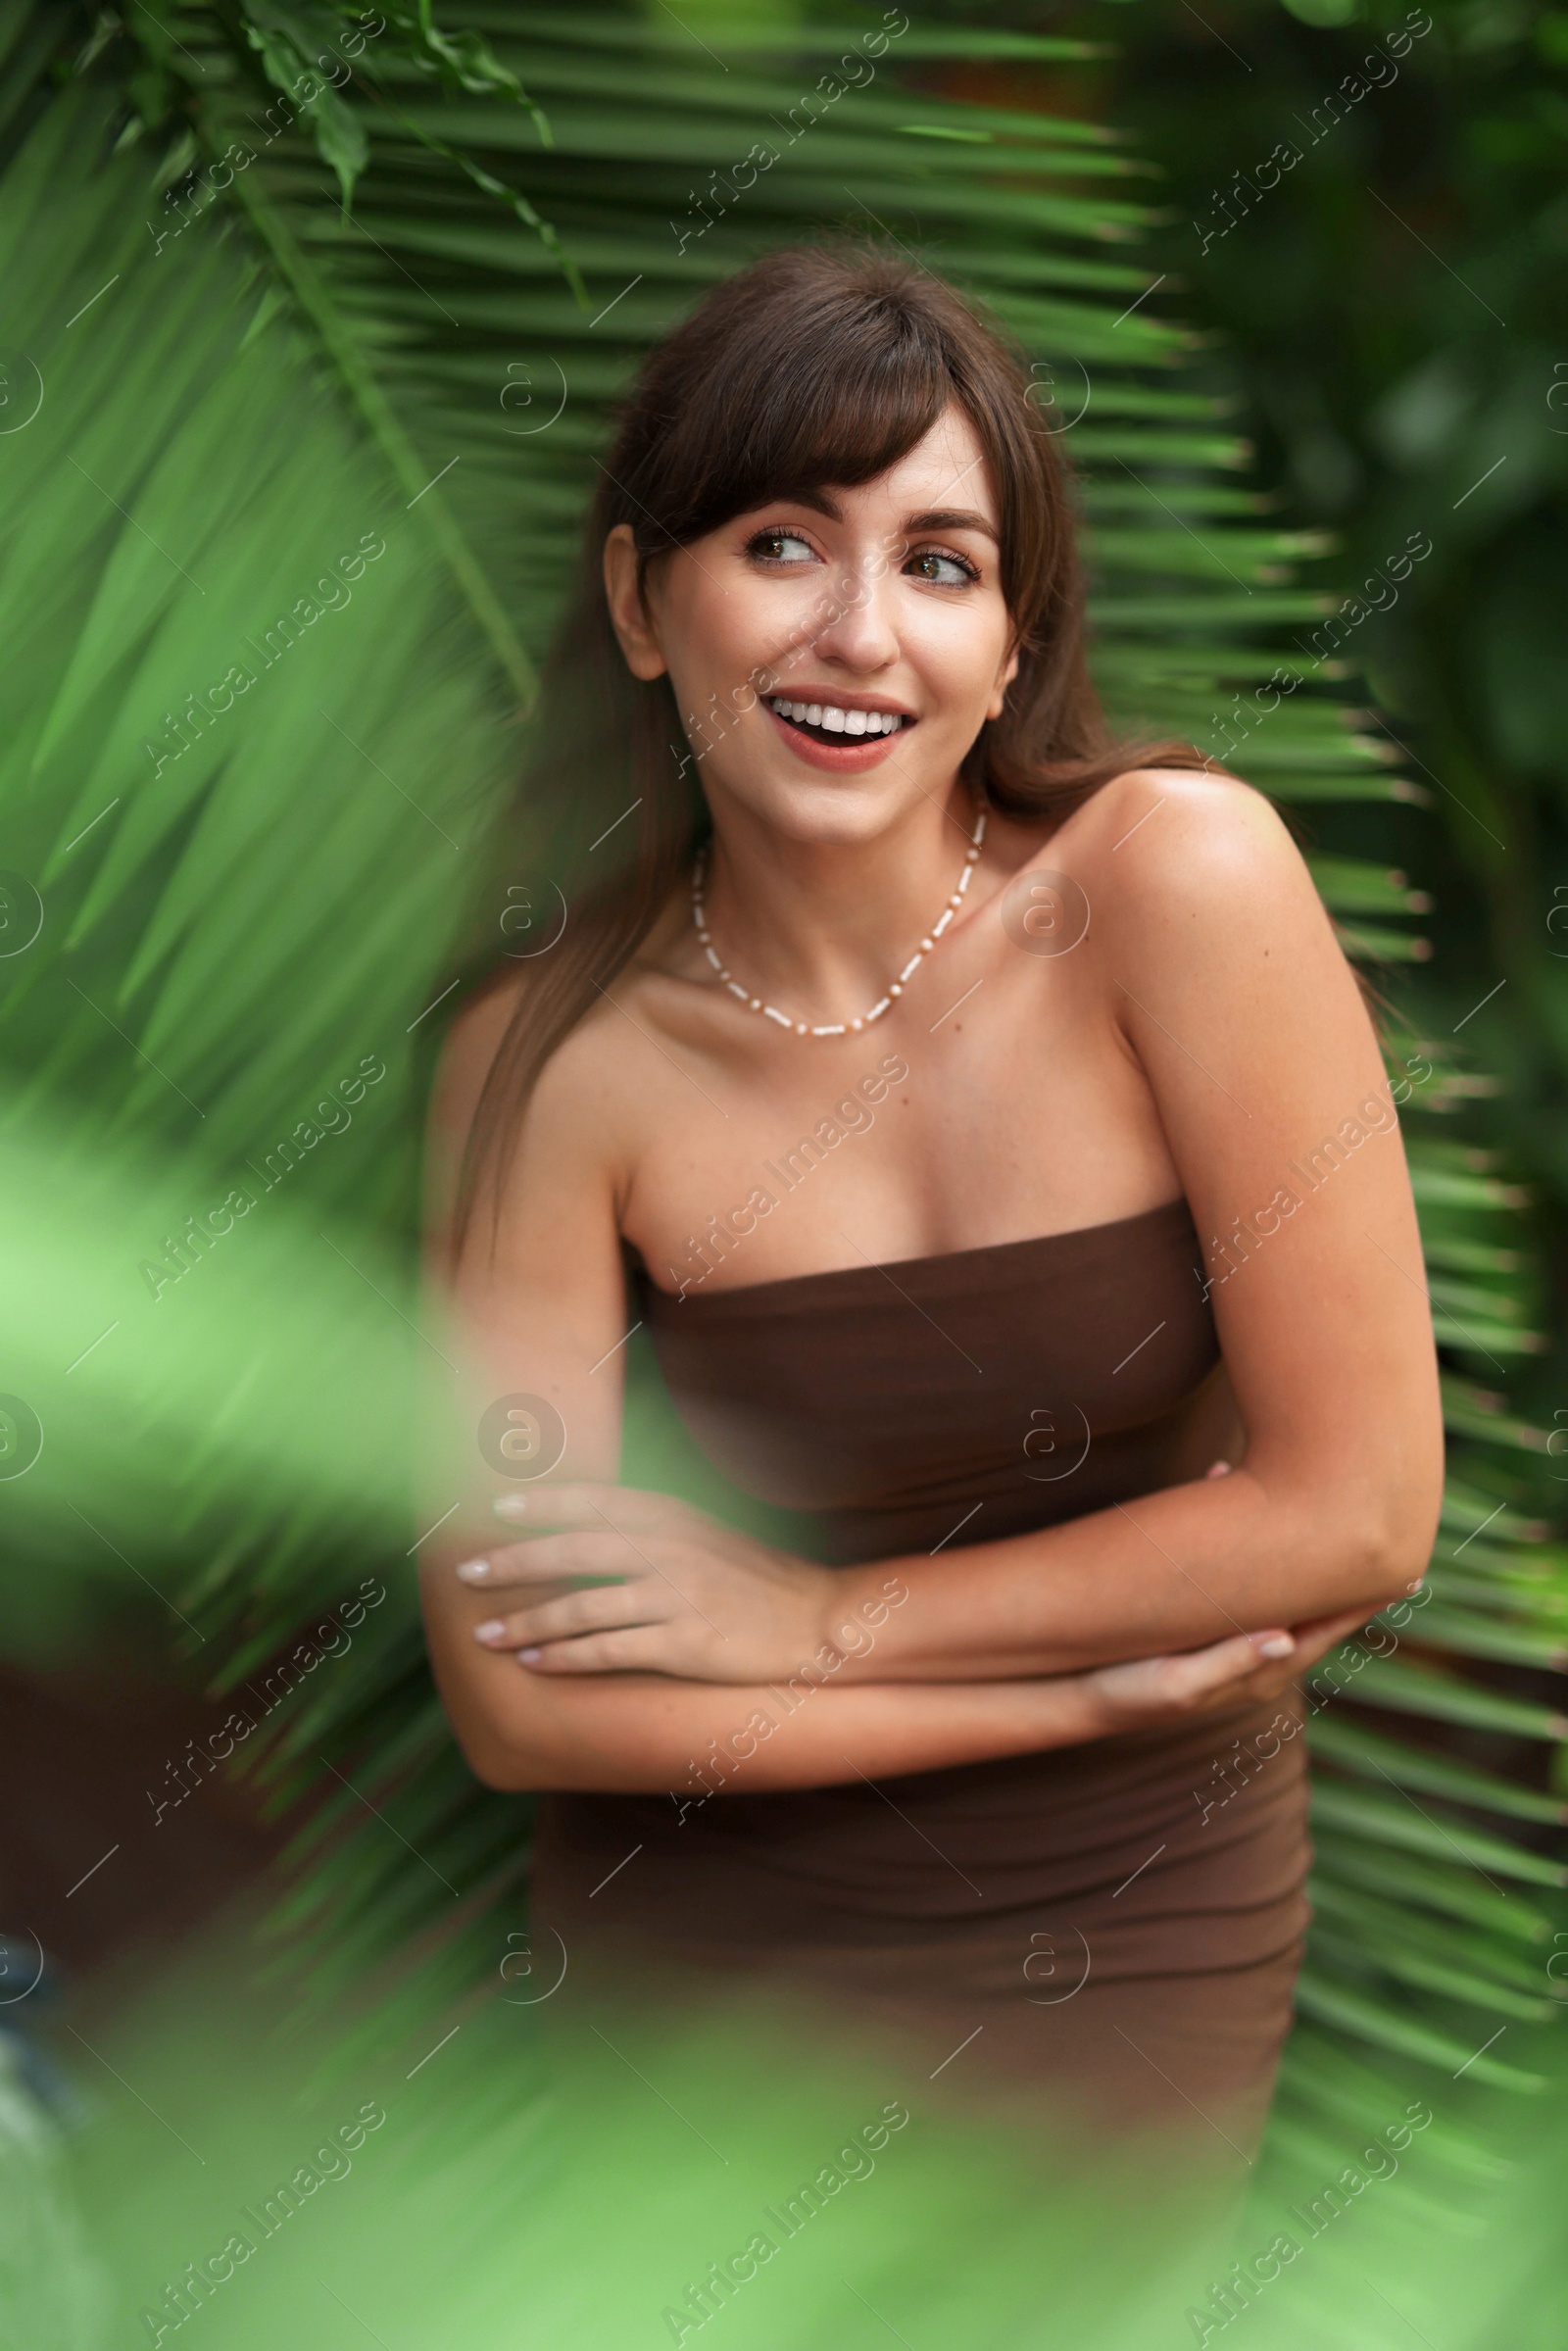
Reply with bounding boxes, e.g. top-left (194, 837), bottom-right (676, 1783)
top-left (690, 804), bottom-right (987, 1037)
